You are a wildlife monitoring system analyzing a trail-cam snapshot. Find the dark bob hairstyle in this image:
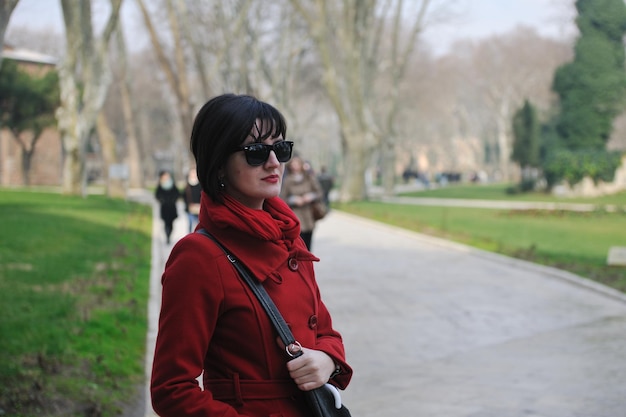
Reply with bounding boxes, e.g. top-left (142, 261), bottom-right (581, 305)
top-left (190, 94), bottom-right (287, 203)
